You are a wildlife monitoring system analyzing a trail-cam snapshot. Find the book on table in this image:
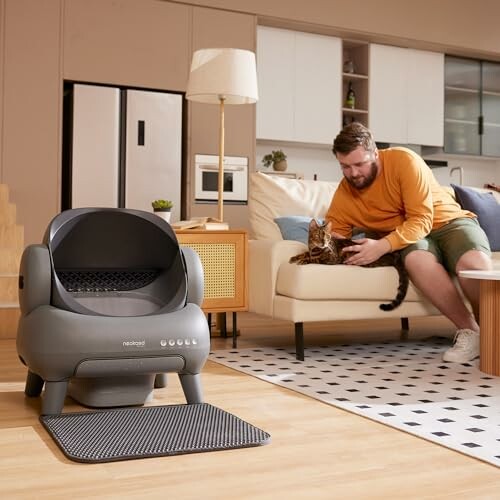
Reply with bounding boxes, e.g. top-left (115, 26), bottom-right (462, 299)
top-left (171, 217), bottom-right (229, 231)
